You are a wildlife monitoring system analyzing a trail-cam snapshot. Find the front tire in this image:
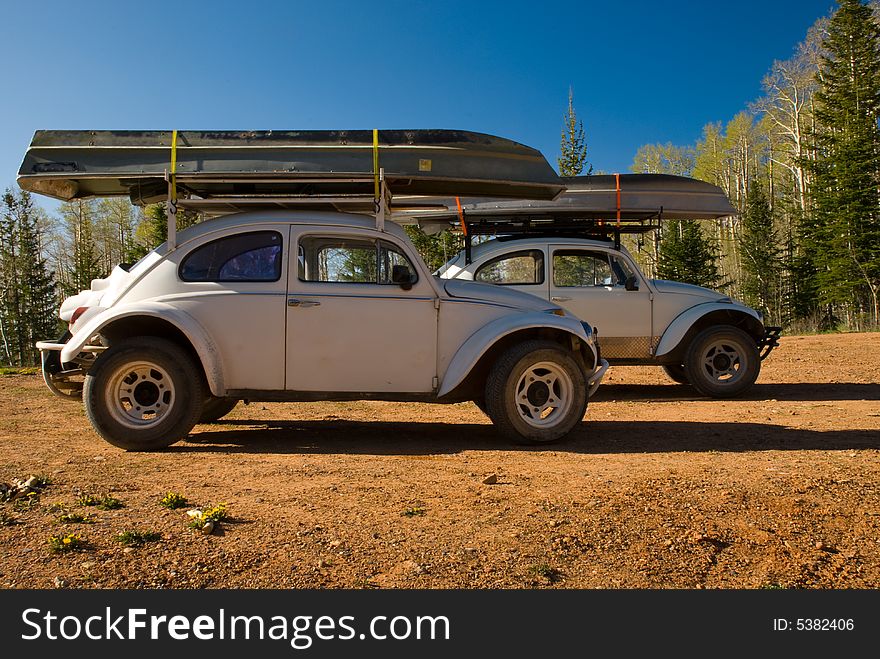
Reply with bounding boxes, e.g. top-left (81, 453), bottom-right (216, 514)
top-left (83, 337), bottom-right (204, 450)
top-left (684, 326), bottom-right (760, 398)
top-left (484, 340), bottom-right (587, 445)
